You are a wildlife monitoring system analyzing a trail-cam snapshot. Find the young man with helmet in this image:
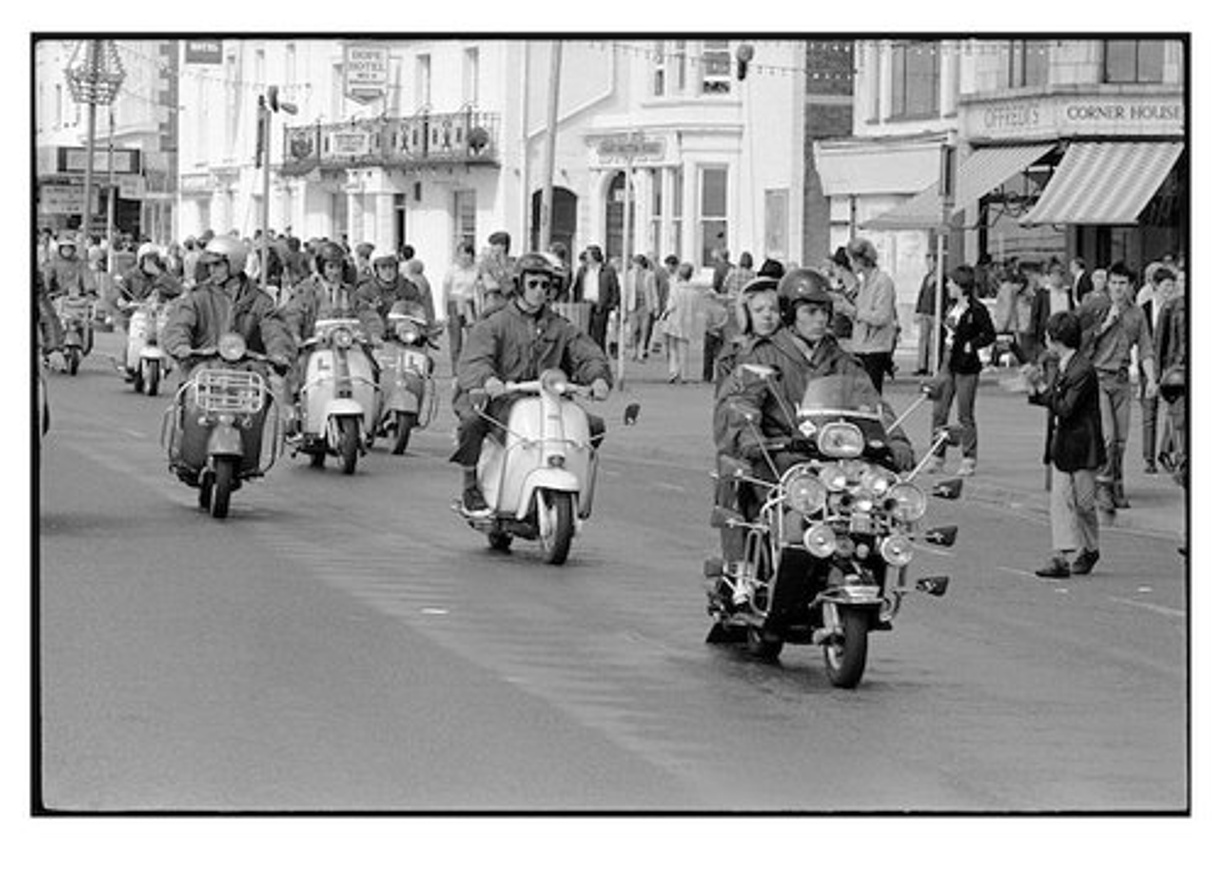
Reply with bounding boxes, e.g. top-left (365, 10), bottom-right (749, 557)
top-left (356, 248), bottom-right (436, 336)
top-left (162, 234), bottom-right (295, 373)
top-left (114, 243), bottom-right (183, 331)
top-left (450, 252), bottom-right (613, 516)
top-left (281, 241), bottom-right (384, 345)
top-left (43, 234), bottom-right (96, 299)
